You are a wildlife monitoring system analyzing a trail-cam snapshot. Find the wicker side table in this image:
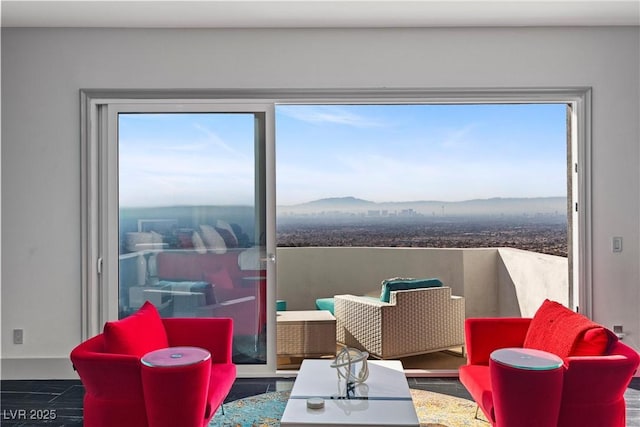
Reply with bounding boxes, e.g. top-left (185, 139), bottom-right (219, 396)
top-left (277, 310), bottom-right (336, 358)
